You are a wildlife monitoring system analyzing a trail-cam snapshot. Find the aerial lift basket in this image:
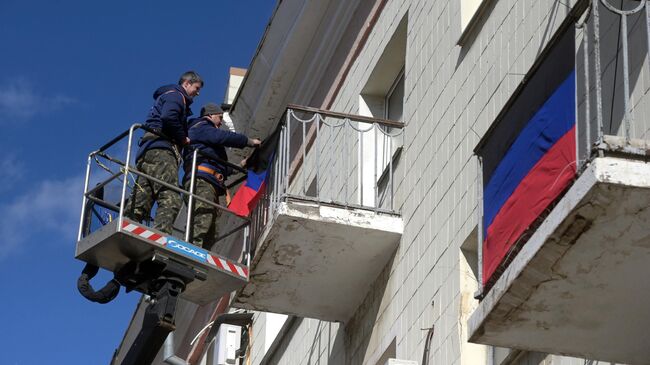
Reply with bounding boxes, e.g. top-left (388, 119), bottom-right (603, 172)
top-left (75, 123), bottom-right (251, 305)
top-left (76, 217), bottom-right (248, 304)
